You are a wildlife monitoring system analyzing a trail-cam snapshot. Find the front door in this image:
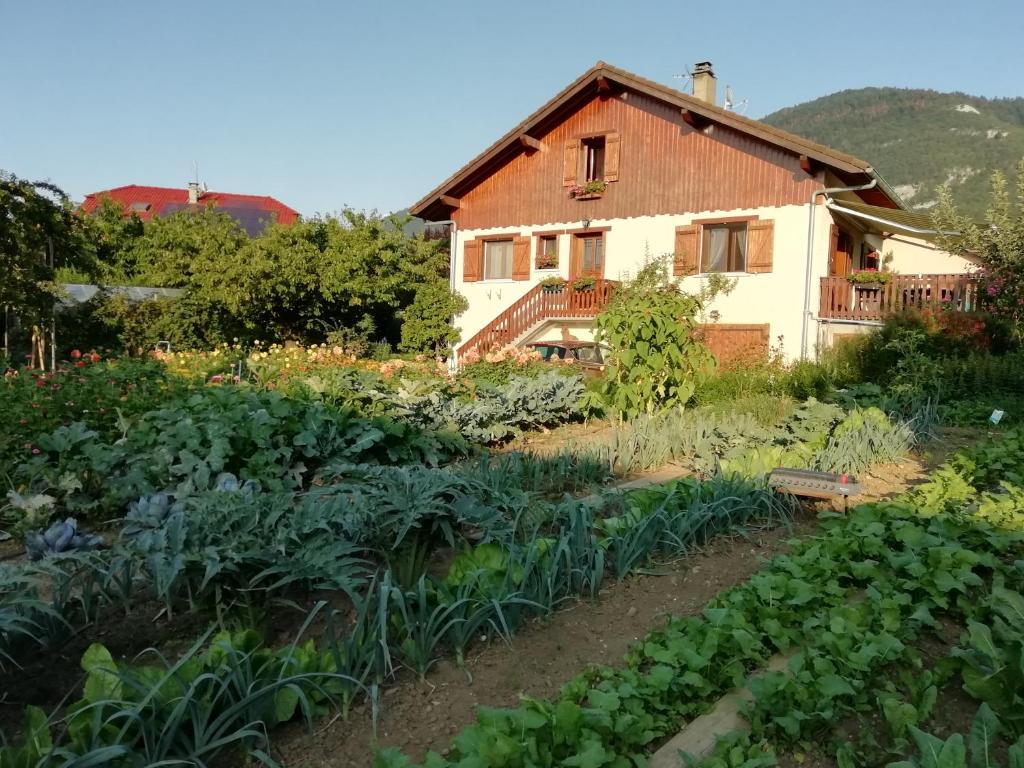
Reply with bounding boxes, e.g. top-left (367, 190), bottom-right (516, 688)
top-left (829, 225), bottom-right (852, 277)
top-left (571, 233), bottom-right (605, 279)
